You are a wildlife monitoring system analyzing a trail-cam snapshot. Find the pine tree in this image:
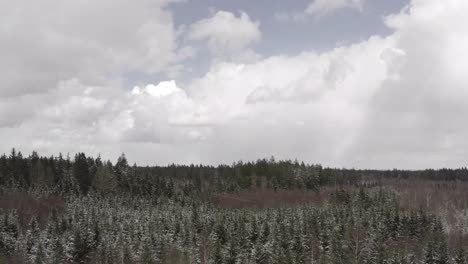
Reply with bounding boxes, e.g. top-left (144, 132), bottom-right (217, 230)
top-left (454, 245), bottom-right (467, 264)
top-left (141, 243), bottom-right (154, 264)
top-left (35, 242), bottom-right (46, 264)
top-left (369, 220), bottom-right (387, 264)
top-left (73, 153), bottom-right (91, 194)
top-left (254, 241), bottom-right (268, 264)
top-left (437, 243), bottom-right (449, 264)
top-left (292, 231), bottom-right (306, 264)
top-left (123, 245), bottom-right (133, 264)
top-left (72, 228), bottom-right (90, 263)
top-left (225, 240), bottom-right (239, 264)
top-left (51, 238), bottom-right (65, 264)
top-left (250, 221), bottom-right (259, 246)
top-left (424, 241), bottom-right (437, 264)
top-left (93, 162), bottom-right (116, 193)
top-left (213, 240), bottom-right (224, 264)
top-left (115, 153), bottom-right (129, 191)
